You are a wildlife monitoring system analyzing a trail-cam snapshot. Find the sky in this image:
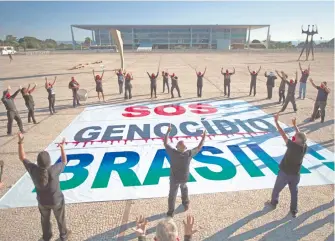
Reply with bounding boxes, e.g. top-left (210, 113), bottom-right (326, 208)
top-left (0, 1), bottom-right (334, 42)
